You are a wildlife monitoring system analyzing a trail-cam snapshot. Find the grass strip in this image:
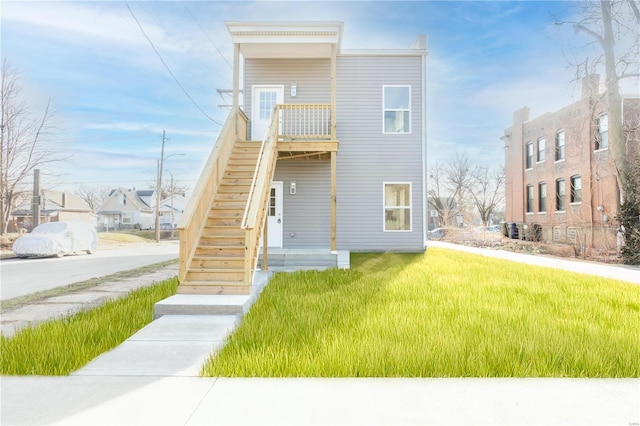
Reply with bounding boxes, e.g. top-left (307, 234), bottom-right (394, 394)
top-left (0, 277), bottom-right (178, 375)
top-left (0, 259), bottom-right (177, 313)
top-left (202, 249), bottom-right (640, 378)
